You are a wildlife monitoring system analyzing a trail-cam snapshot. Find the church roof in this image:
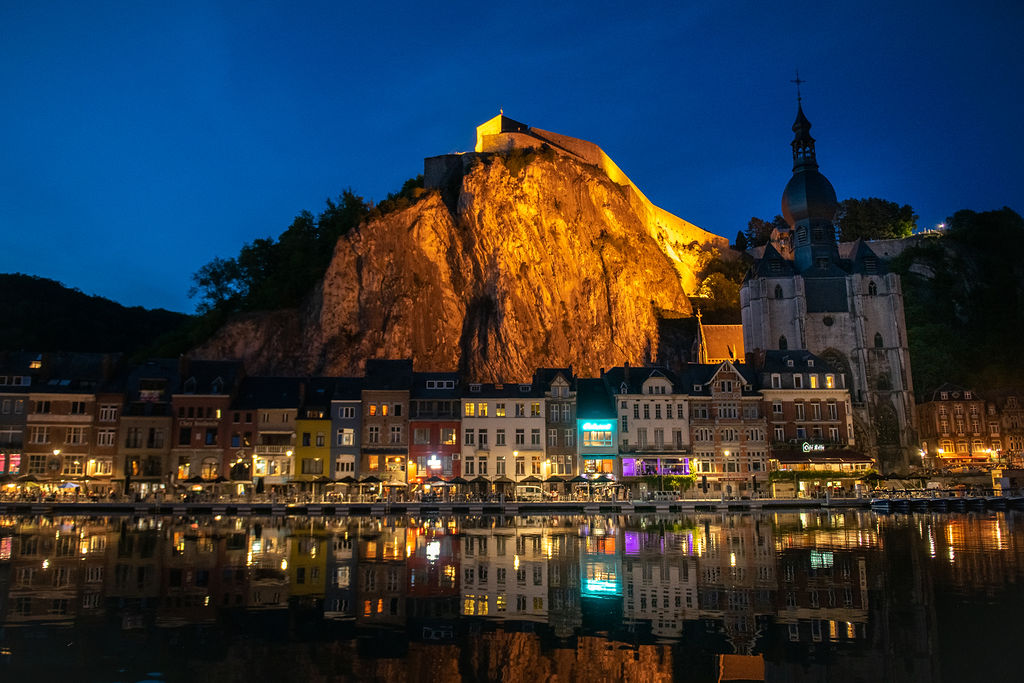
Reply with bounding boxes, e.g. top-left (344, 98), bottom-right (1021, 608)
top-left (695, 322), bottom-right (745, 364)
top-left (748, 243), bottom-right (796, 279)
top-left (848, 239), bottom-right (888, 275)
